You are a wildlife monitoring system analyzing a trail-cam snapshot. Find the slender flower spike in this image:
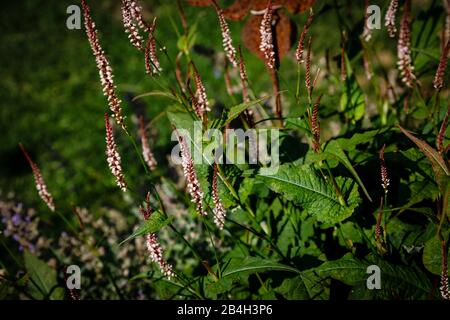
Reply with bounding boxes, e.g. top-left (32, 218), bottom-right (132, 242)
top-left (440, 240), bottom-right (450, 300)
top-left (295, 8), bottom-right (314, 64)
top-left (379, 144), bottom-right (390, 194)
top-left (139, 192), bottom-right (152, 220)
top-left (310, 94), bottom-right (322, 153)
top-left (212, 164), bottom-right (226, 230)
top-left (238, 45), bottom-right (250, 103)
top-left (259, 0), bottom-right (276, 69)
top-left (121, 0), bottom-right (144, 50)
top-left (139, 193), bottom-right (175, 279)
top-left (19, 144), bottom-right (55, 212)
top-left (139, 116), bottom-right (157, 171)
top-left (212, 0), bottom-right (237, 67)
top-left (145, 18), bottom-right (162, 75)
top-left (437, 104), bottom-right (450, 154)
top-left (176, 130), bottom-right (207, 216)
top-left (105, 114), bottom-right (127, 192)
top-left (146, 233), bottom-right (175, 279)
top-left (128, 0), bottom-right (149, 32)
top-left (397, 0), bottom-right (416, 88)
top-left (305, 36), bottom-right (313, 96)
top-left (192, 65), bottom-right (210, 120)
top-left (82, 0), bottom-right (126, 130)
top-left (385, 0), bottom-right (398, 38)
top-left (433, 40), bottom-right (450, 90)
